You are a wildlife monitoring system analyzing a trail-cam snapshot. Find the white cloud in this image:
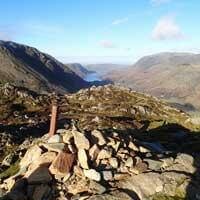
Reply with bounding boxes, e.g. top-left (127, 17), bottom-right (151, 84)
top-left (151, 0), bottom-right (171, 5)
top-left (100, 40), bottom-right (116, 48)
top-left (152, 15), bottom-right (183, 40)
top-left (112, 17), bottom-right (128, 25)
